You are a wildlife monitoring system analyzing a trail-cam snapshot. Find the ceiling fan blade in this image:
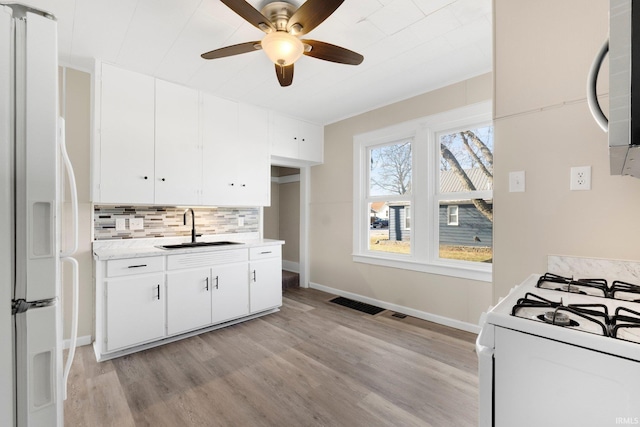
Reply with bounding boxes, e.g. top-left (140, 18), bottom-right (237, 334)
top-left (201, 41), bottom-right (261, 60)
top-left (275, 64), bottom-right (294, 87)
top-left (302, 40), bottom-right (363, 65)
top-left (221, 0), bottom-right (275, 33)
top-left (287, 0), bottom-right (344, 36)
